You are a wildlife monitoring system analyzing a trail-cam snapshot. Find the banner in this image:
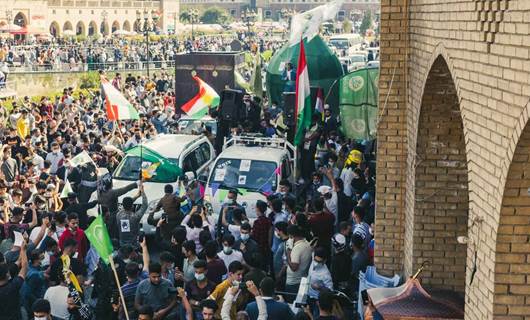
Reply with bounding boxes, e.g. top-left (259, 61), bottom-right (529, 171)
top-left (339, 67), bottom-right (379, 140)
